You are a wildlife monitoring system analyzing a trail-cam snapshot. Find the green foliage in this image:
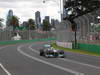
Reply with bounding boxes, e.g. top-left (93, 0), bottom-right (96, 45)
top-left (10, 15), bottom-right (19, 30)
top-left (43, 20), bottom-right (50, 31)
top-left (0, 18), bottom-right (4, 27)
top-left (28, 19), bottom-right (35, 30)
top-left (22, 21), bottom-right (29, 30)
